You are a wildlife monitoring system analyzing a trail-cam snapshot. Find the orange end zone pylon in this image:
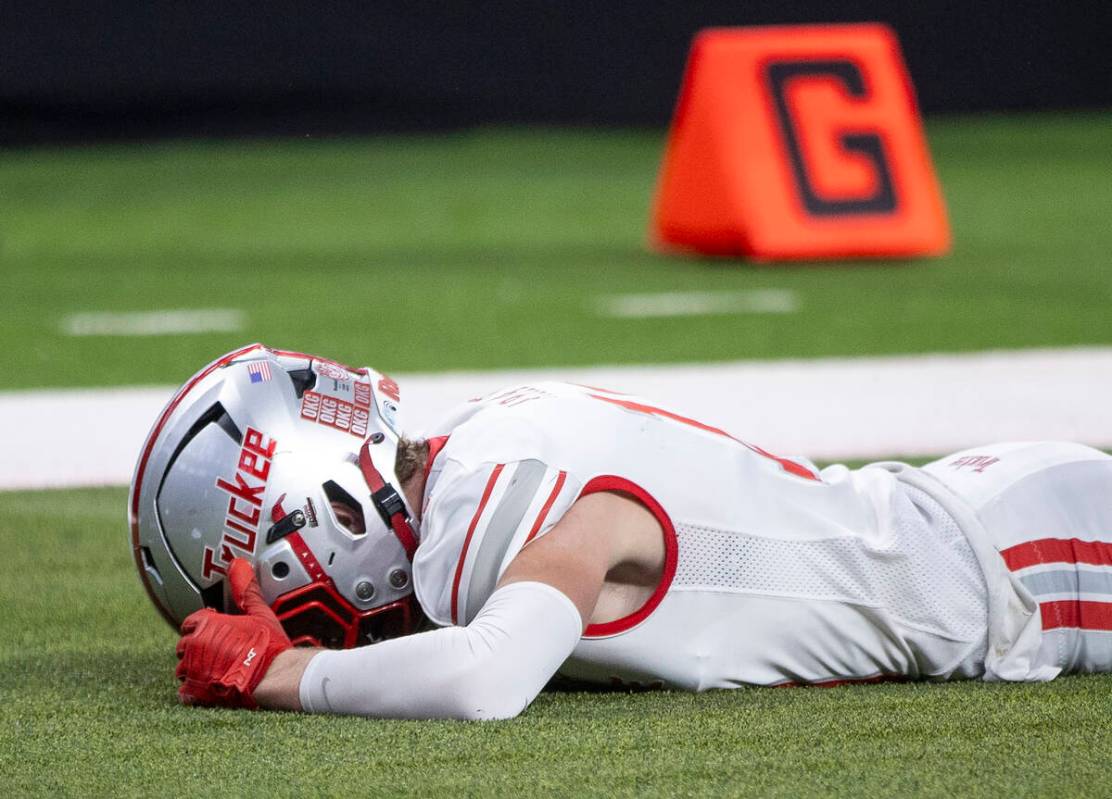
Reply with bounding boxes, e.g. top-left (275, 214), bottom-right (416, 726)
top-left (650, 24), bottom-right (950, 261)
